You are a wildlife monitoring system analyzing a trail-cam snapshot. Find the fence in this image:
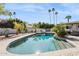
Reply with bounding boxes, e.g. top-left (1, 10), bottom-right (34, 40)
top-left (0, 28), bottom-right (17, 35)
